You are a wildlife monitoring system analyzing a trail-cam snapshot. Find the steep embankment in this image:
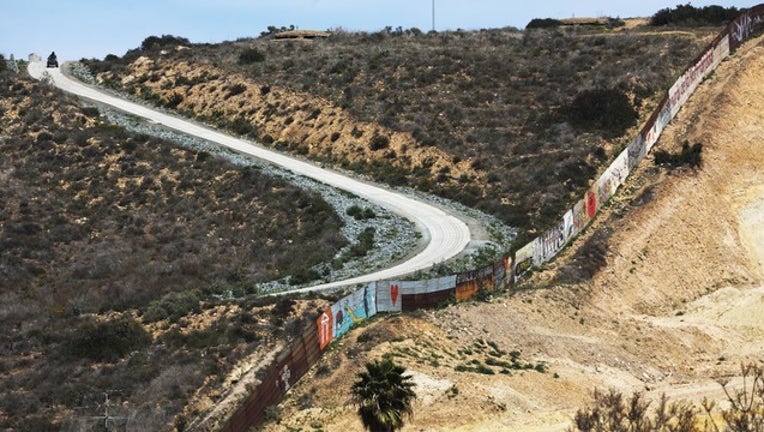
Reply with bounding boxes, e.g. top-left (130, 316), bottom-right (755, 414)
top-left (263, 36), bottom-right (764, 431)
